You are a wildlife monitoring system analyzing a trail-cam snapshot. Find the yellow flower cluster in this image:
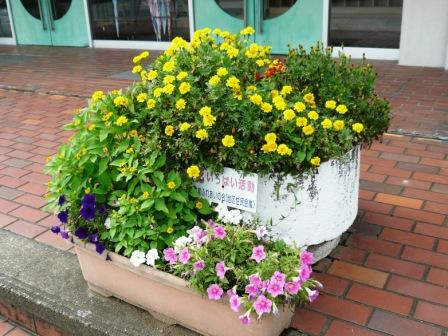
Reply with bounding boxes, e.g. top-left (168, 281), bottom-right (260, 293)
top-left (261, 133), bottom-right (277, 153)
top-left (91, 90), bottom-right (105, 103)
top-left (114, 96), bottom-right (128, 107)
top-left (199, 106), bottom-right (216, 127)
top-left (222, 135), bottom-right (235, 147)
top-left (187, 165), bottom-right (201, 179)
